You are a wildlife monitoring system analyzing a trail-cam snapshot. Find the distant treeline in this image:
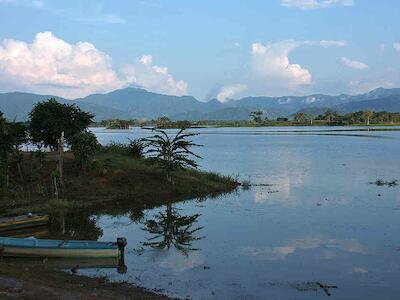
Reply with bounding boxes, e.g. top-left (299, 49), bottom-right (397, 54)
top-left (93, 110), bottom-right (400, 129)
top-left (93, 117), bottom-right (192, 129)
